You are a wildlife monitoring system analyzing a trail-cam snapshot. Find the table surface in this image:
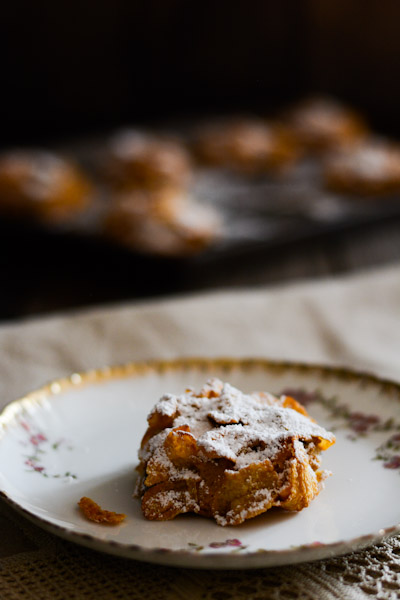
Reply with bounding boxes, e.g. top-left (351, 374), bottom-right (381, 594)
top-left (1, 263), bottom-right (400, 599)
top-left (2, 214), bottom-right (400, 322)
